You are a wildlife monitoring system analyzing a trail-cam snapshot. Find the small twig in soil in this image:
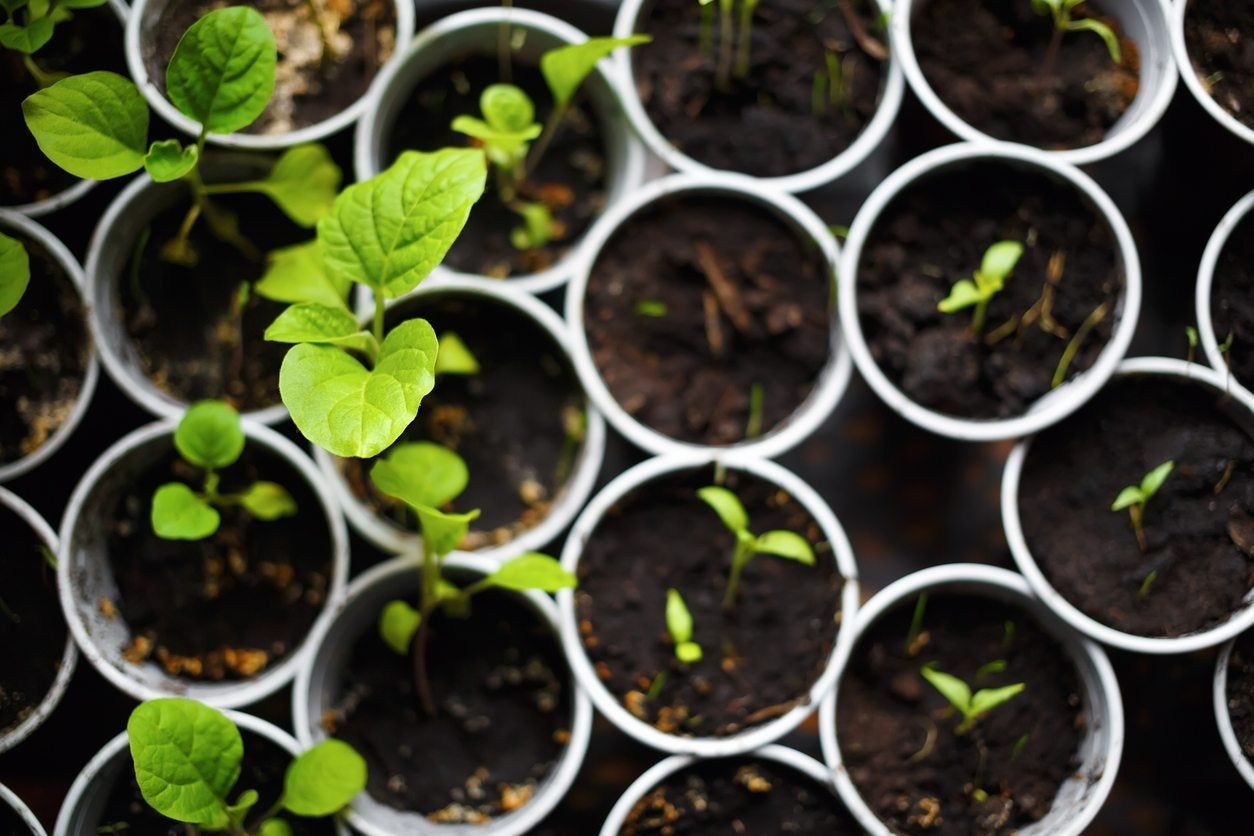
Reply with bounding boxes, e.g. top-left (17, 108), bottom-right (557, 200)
top-left (695, 240), bottom-right (751, 331)
top-left (742, 698), bottom-right (800, 726)
top-left (838, 0), bottom-right (888, 61)
top-left (1050, 301), bottom-right (1108, 389)
top-left (1215, 459), bottom-right (1236, 495)
top-left (702, 290), bottom-right (726, 356)
top-left (908, 716), bottom-right (938, 763)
